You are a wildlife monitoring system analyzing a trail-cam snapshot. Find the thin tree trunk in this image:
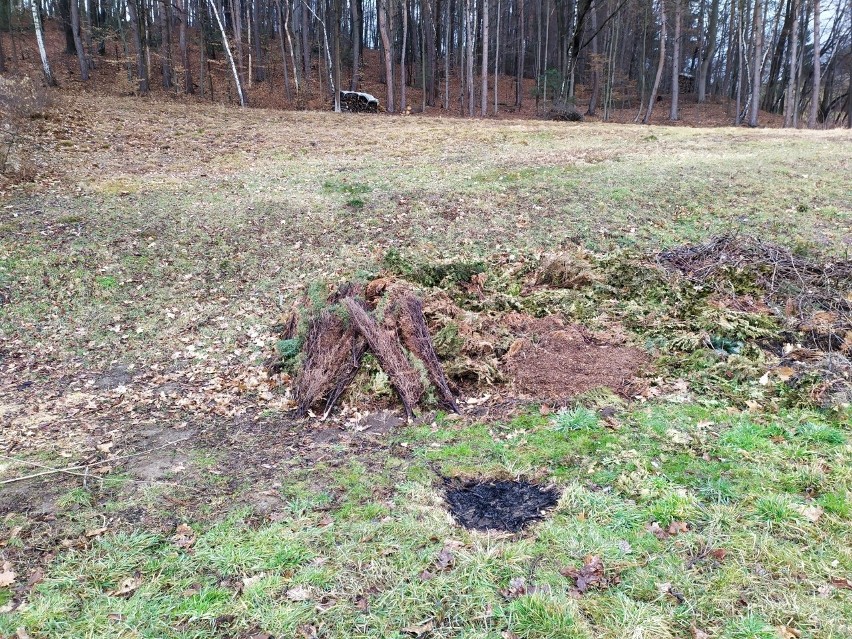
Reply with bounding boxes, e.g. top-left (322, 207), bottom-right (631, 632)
top-left (670, 0), bottom-right (681, 120)
top-left (587, 0), bottom-right (600, 115)
top-left (494, 0), bottom-right (500, 114)
top-left (807, 0), bottom-right (820, 127)
top-left (698, 0), bottom-right (720, 101)
top-left (231, 0), bottom-right (246, 85)
top-left (351, 0), bottom-right (361, 89)
top-left (516, 0), bottom-right (525, 106)
top-left (401, 0), bottom-right (408, 111)
top-left (128, 0), bottom-right (149, 93)
top-left (444, 0), bottom-right (450, 109)
top-left (748, 0), bottom-right (763, 126)
top-left (70, 0), bottom-right (89, 80)
top-left (0, 29), bottom-right (6, 74)
top-left (208, 0), bottom-right (247, 105)
top-left (160, 0), bottom-right (174, 89)
top-left (379, 0), bottom-right (395, 111)
top-left (180, 0), bottom-right (193, 93)
top-left (277, 0), bottom-right (293, 100)
top-left (466, 0), bottom-right (475, 115)
top-left (643, 0), bottom-right (666, 123)
top-left (783, 0), bottom-right (799, 126)
top-left (481, 0), bottom-right (489, 115)
top-left (333, 0), bottom-right (341, 110)
top-left (31, 0), bottom-right (56, 86)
